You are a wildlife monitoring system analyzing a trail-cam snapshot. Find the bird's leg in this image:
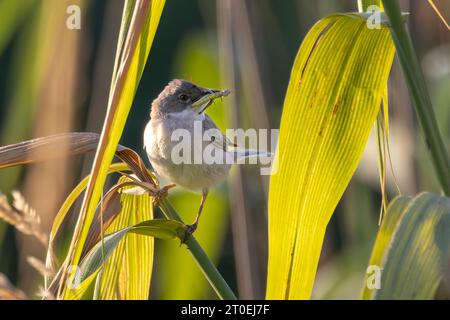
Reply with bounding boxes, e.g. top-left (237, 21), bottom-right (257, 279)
top-left (186, 188), bottom-right (208, 234)
top-left (152, 183), bottom-right (176, 205)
